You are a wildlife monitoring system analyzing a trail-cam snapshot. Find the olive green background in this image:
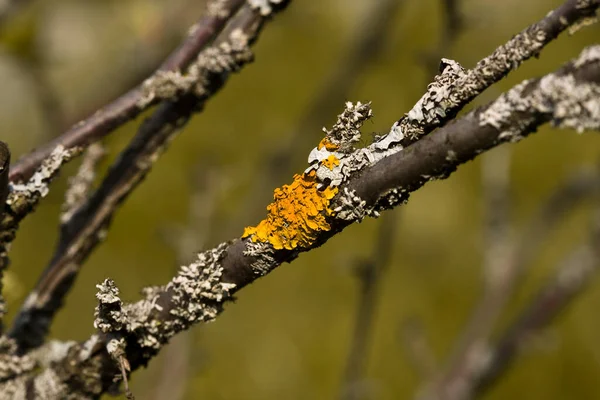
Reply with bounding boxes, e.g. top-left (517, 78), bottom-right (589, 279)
top-left (0, 0), bottom-right (599, 399)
